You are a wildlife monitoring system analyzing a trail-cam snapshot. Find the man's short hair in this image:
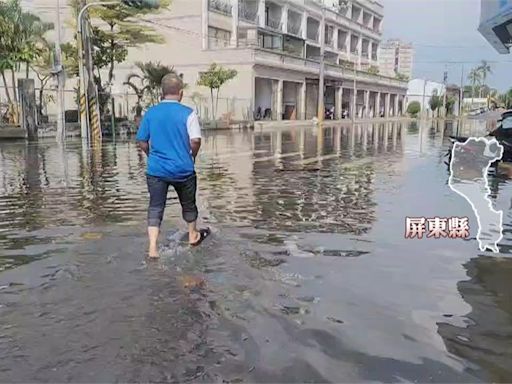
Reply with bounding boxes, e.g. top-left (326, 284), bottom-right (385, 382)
top-left (161, 73), bottom-right (183, 97)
